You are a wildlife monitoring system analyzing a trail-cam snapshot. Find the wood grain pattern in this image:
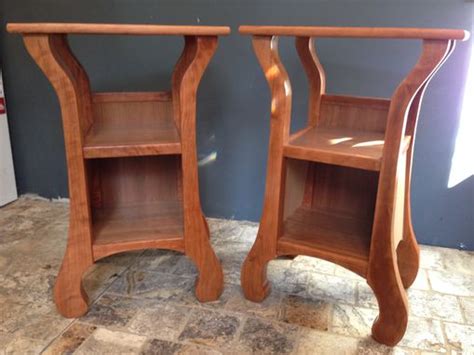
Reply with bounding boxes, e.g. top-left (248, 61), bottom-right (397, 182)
top-left (241, 35), bottom-right (292, 302)
top-left (319, 95), bottom-right (390, 133)
top-left (279, 206), bottom-right (371, 277)
top-left (284, 126), bottom-right (411, 171)
top-left (239, 26), bottom-right (465, 346)
top-left (15, 25), bottom-right (227, 316)
top-left (92, 201), bottom-right (184, 260)
top-left (23, 34), bottom-right (94, 318)
top-left (84, 96), bottom-right (181, 158)
top-left (8, 22), bottom-right (231, 36)
top-left (178, 35), bottom-right (224, 301)
top-left (239, 26), bottom-right (469, 40)
top-left (368, 39), bottom-right (454, 345)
